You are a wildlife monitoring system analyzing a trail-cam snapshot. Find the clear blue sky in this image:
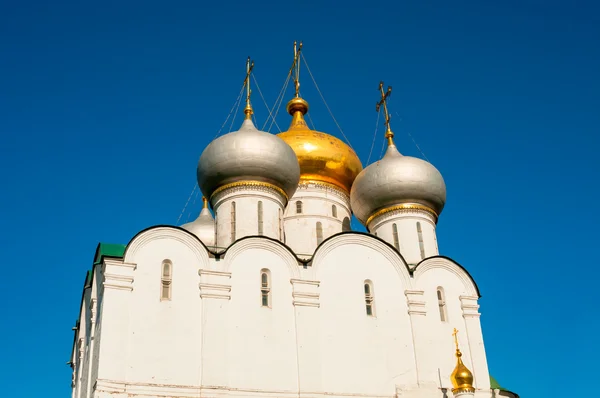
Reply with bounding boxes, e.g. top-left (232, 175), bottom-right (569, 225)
top-left (1, 0), bottom-right (598, 396)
